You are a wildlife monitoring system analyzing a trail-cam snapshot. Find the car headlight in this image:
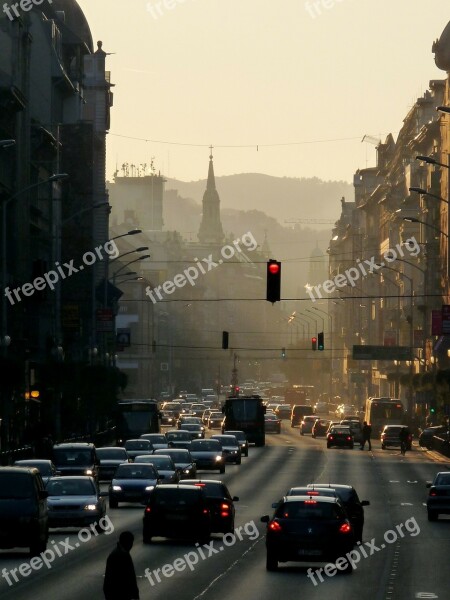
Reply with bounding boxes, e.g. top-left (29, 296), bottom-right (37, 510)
top-left (231, 450), bottom-right (237, 454)
top-left (145, 486), bottom-right (155, 492)
top-left (85, 469), bottom-right (93, 476)
top-left (215, 455), bottom-right (223, 462)
top-left (112, 485), bottom-right (122, 491)
top-left (84, 504), bottom-right (97, 511)
top-left (184, 468), bottom-right (191, 473)
top-left (201, 427), bottom-right (205, 431)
